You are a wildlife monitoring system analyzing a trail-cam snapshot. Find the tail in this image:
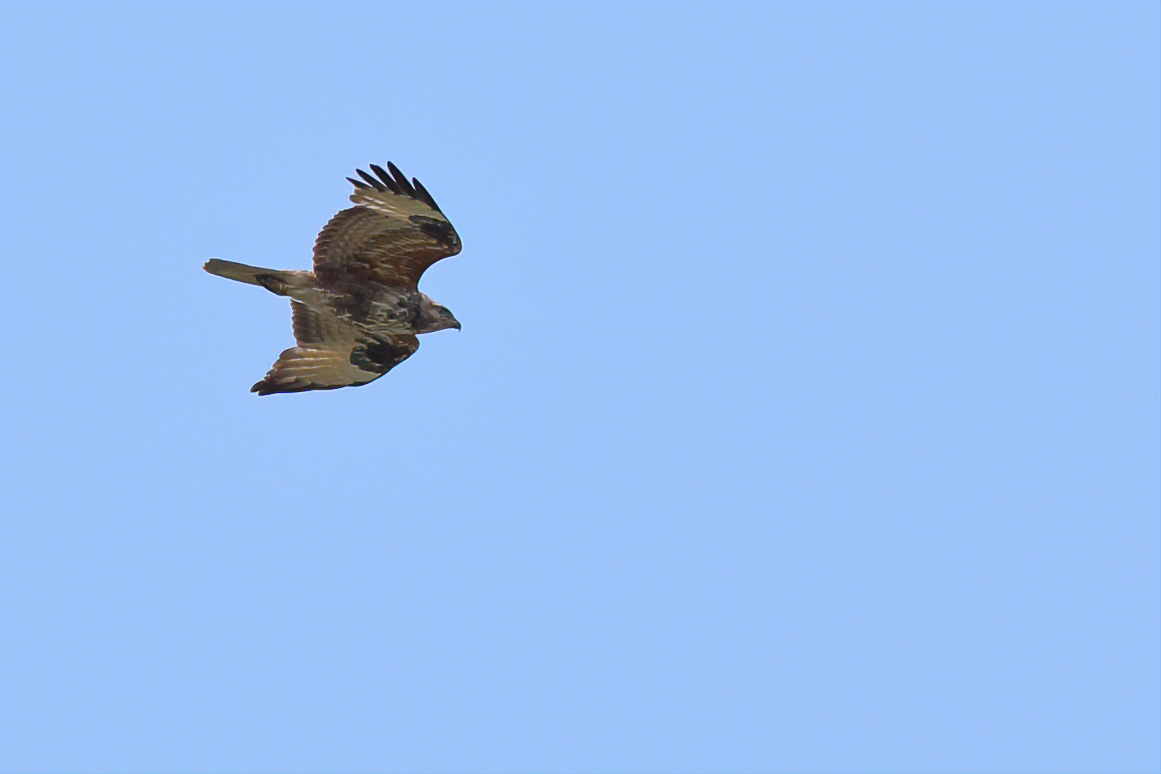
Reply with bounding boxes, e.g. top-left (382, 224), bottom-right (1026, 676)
top-left (203, 259), bottom-right (303, 295)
